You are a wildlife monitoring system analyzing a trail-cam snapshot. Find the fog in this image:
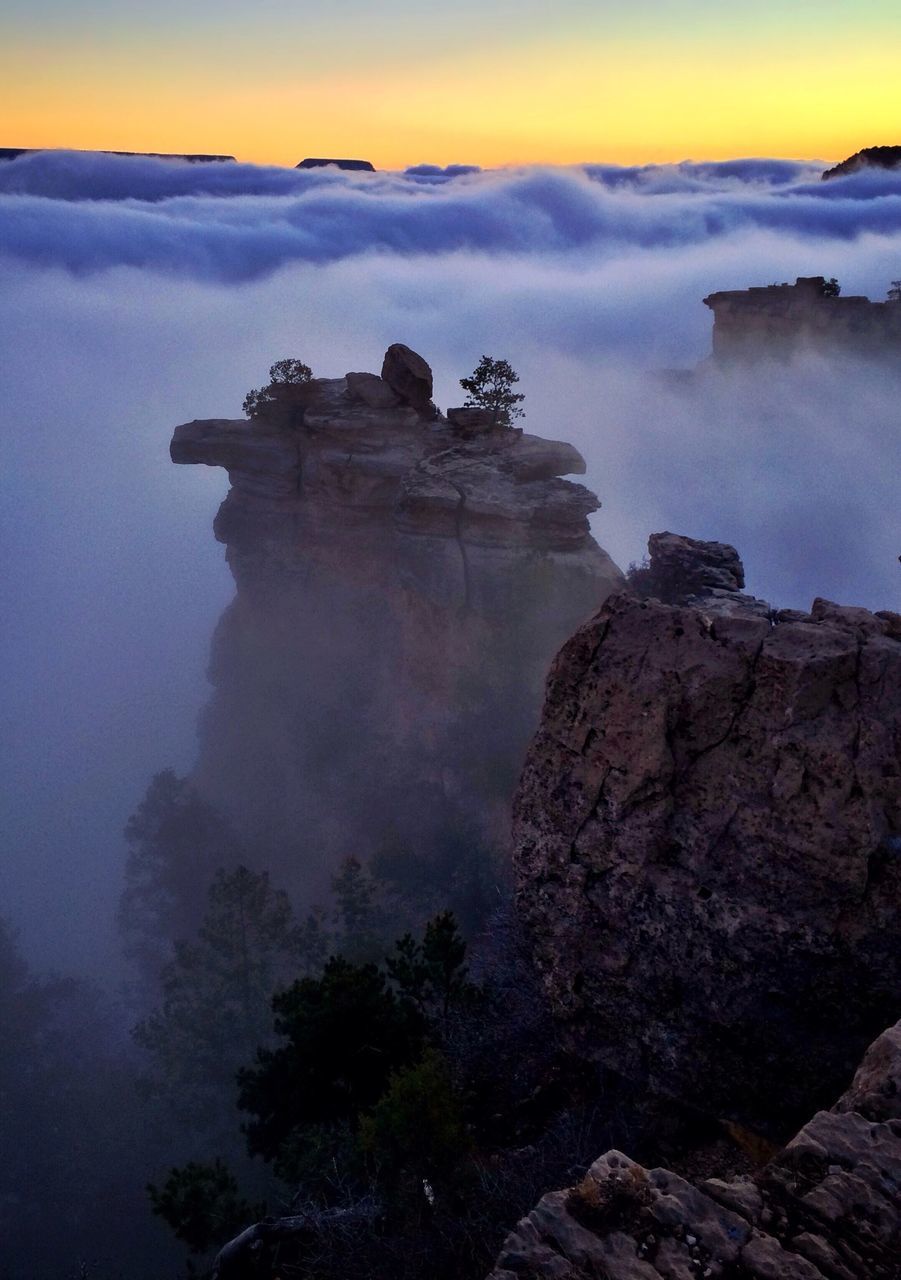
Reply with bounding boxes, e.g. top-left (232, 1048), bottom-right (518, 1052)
top-left (2, 151), bottom-right (900, 981)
